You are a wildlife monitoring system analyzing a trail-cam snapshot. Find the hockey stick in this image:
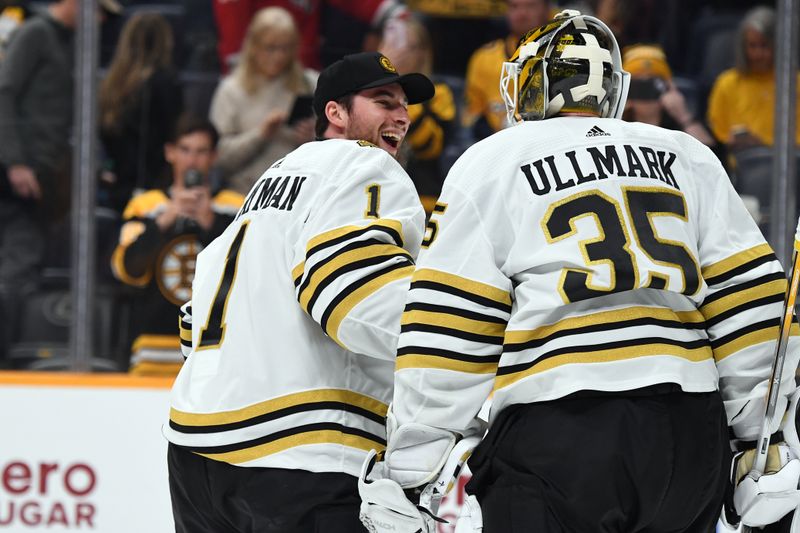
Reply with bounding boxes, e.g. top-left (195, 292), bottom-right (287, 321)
top-left (740, 220), bottom-right (800, 533)
top-left (753, 218), bottom-right (800, 476)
